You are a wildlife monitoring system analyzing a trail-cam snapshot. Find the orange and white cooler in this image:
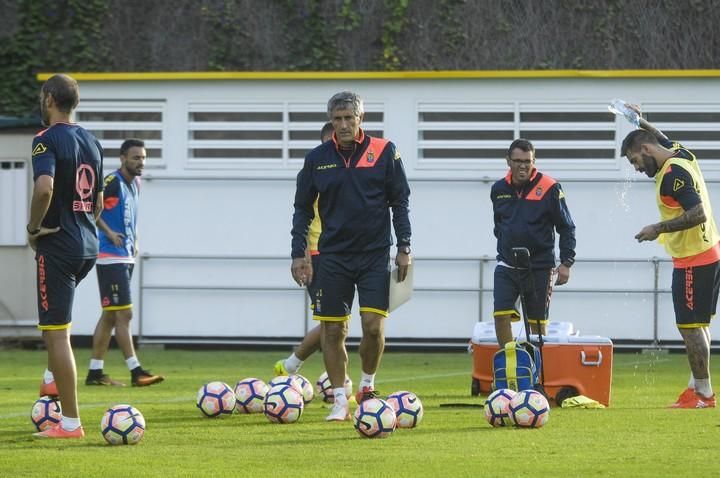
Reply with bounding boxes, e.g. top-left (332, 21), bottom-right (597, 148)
top-left (470, 321), bottom-right (613, 406)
